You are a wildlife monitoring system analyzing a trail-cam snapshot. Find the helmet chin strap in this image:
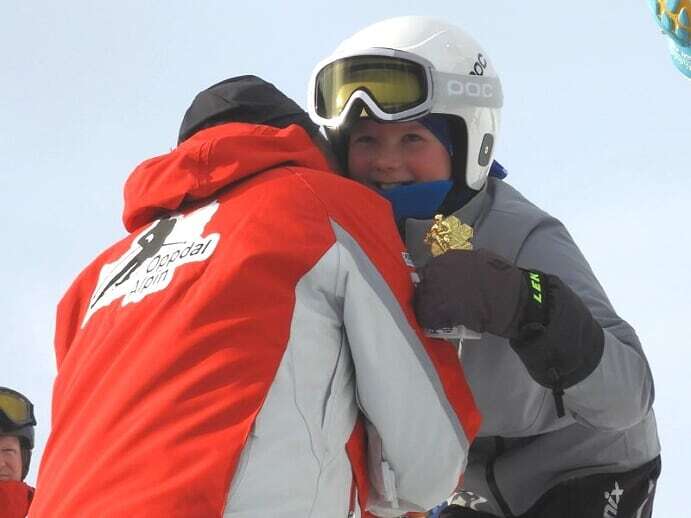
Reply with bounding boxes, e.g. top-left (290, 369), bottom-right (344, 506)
top-left (376, 180), bottom-right (453, 222)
